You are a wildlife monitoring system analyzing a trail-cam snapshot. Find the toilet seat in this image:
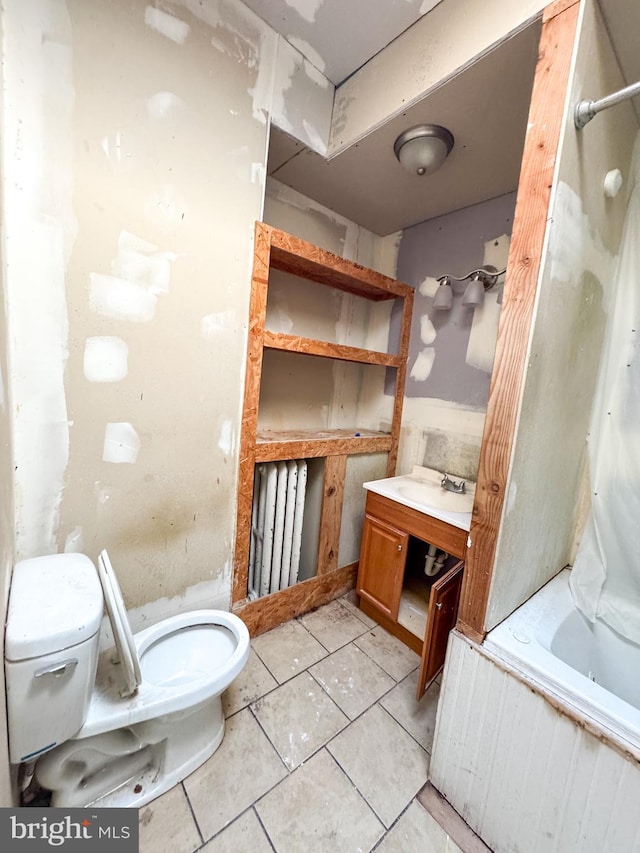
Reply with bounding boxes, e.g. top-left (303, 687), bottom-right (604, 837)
top-left (97, 550), bottom-right (141, 698)
top-left (77, 608), bottom-right (249, 740)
